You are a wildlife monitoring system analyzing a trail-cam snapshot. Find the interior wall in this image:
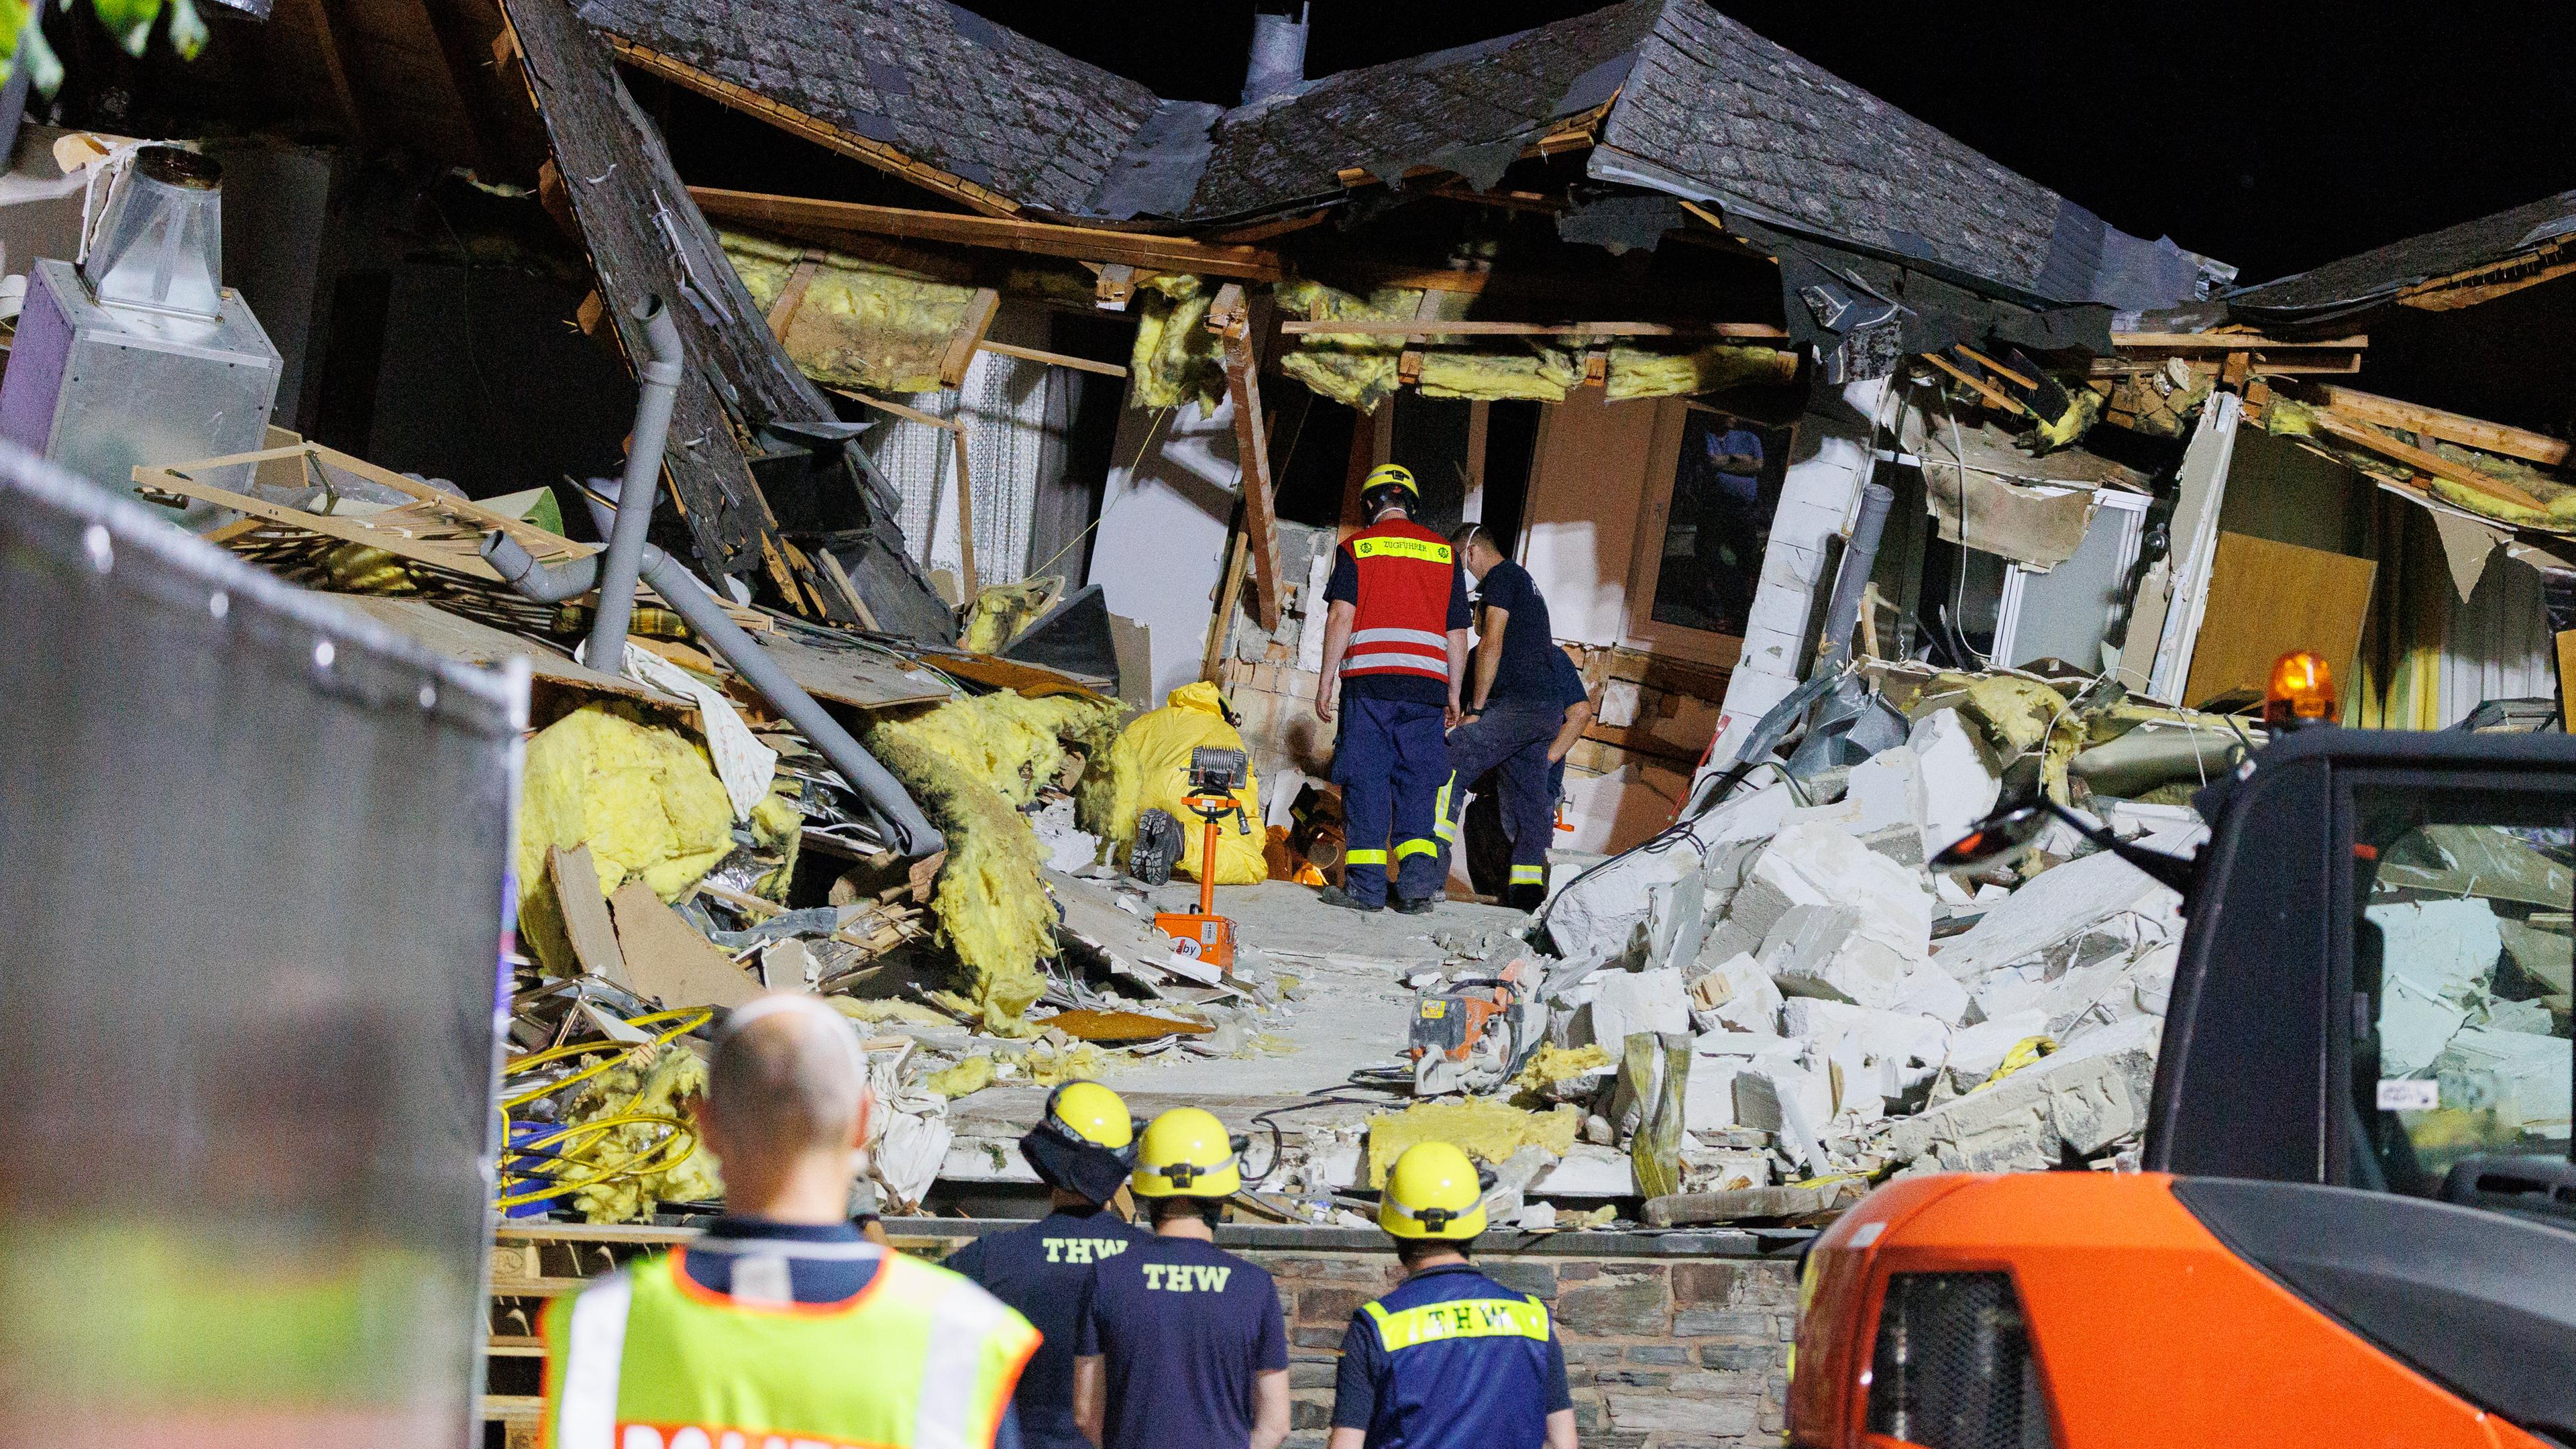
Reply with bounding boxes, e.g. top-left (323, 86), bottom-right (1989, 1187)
top-left (2216, 427), bottom-right (2374, 557)
top-left (1517, 390), bottom-right (1660, 647)
top-left (1087, 395), bottom-right (1240, 706)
